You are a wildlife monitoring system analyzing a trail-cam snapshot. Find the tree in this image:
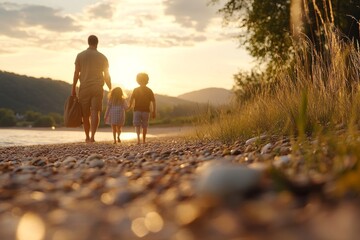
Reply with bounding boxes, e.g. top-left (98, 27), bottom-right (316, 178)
top-left (0, 108), bottom-right (16, 127)
top-left (48, 112), bottom-right (63, 126)
top-left (211, 0), bottom-right (360, 100)
top-left (25, 110), bottom-right (42, 122)
top-left (211, 0), bottom-right (360, 67)
top-left (33, 115), bottom-right (55, 127)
